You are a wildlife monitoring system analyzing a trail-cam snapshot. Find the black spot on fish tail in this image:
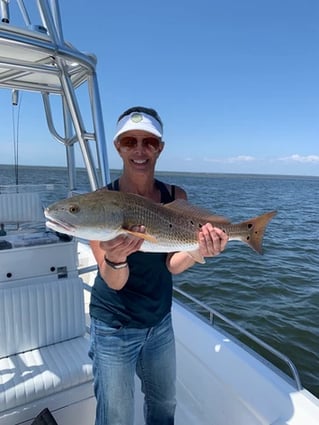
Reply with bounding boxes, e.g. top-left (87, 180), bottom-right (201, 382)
top-left (240, 210), bottom-right (277, 254)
